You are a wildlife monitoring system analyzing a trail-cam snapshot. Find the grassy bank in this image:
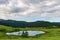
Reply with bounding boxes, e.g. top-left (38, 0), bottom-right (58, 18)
top-left (0, 25), bottom-right (60, 40)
